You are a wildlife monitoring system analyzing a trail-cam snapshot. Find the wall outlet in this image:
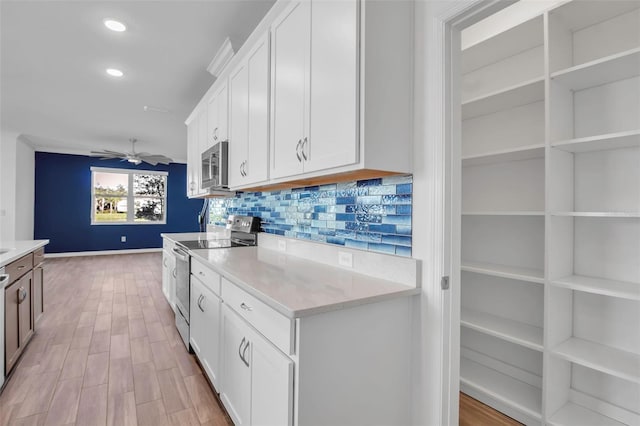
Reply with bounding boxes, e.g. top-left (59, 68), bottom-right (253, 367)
top-left (121, 236), bottom-right (126, 243)
top-left (278, 240), bottom-right (286, 252)
top-left (338, 251), bottom-right (353, 268)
